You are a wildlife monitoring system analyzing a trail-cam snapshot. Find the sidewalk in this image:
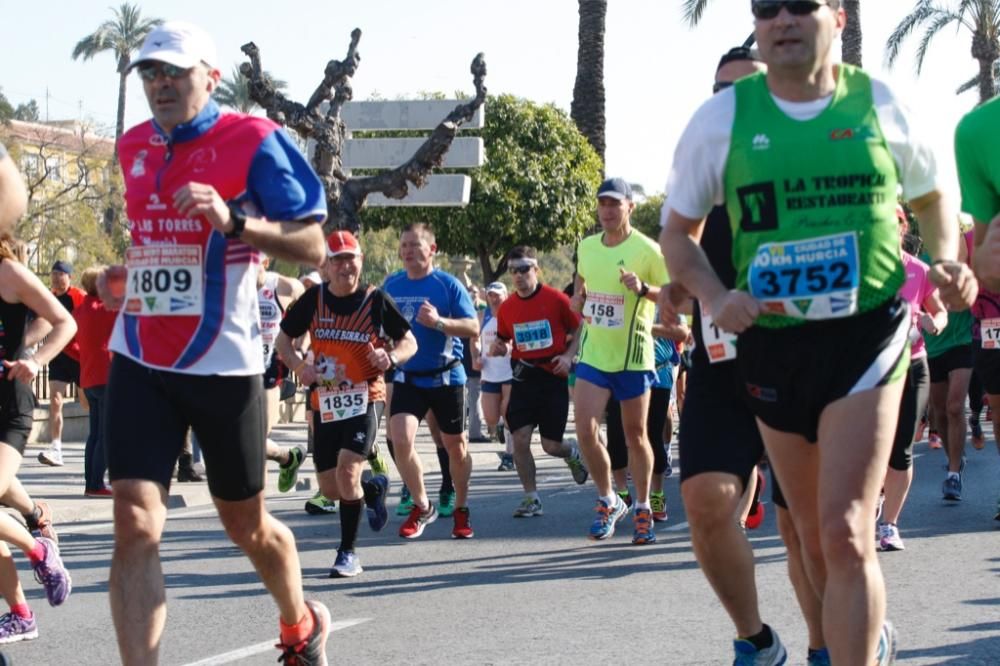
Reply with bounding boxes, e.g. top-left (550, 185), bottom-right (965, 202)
top-left (13, 419), bottom-right (513, 528)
